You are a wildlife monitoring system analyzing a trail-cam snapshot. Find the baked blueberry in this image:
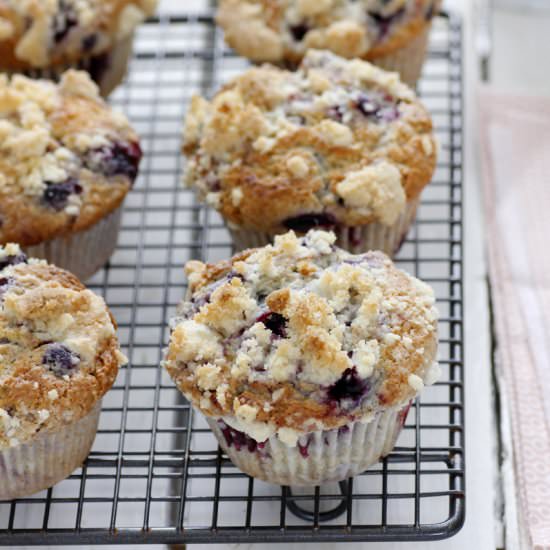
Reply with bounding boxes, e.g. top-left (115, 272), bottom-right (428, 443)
top-left (283, 213), bottom-right (337, 232)
top-left (289, 23), bottom-right (309, 42)
top-left (87, 142), bottom-right (142, 182)
top-left (368, 8), bottom-right (406, 40)
top-left (52, 0), bottom-right (78, 44)
top-left (82, 34), bottom-right (98, 52)
top-left (257, 312), bottom-right (287, 338)
top-left (327, 367), bottom-right (370, 404)
top-left (356, 94), bottom-right (400, 122)
top-left (0, 253), bottom-right (27, 271)
top-left (42, 179), bottom-right (83, 211)
top-left (42, 343), bottom-right (81, 377)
